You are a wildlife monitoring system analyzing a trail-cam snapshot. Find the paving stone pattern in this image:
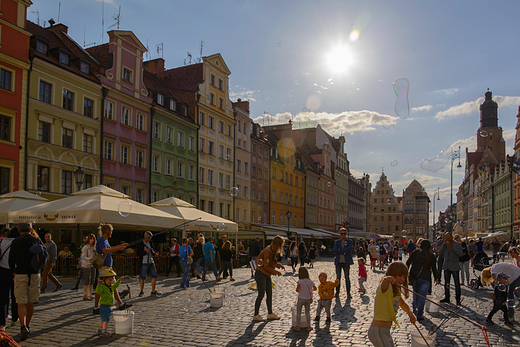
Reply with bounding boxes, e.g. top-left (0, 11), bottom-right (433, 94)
top-left (4, 257), bottom-right (520, 346)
